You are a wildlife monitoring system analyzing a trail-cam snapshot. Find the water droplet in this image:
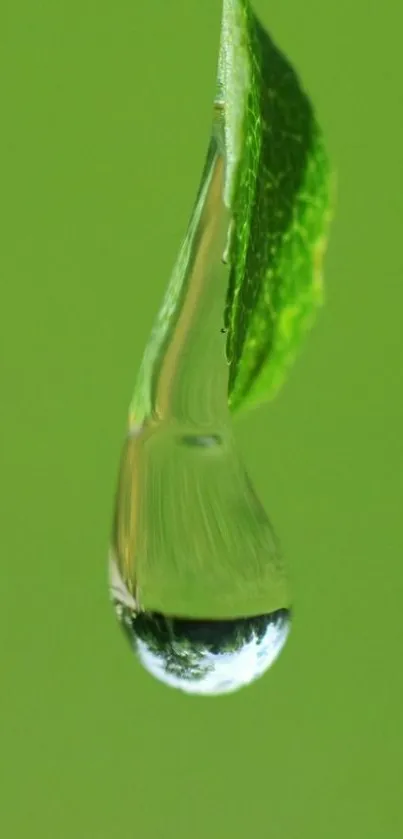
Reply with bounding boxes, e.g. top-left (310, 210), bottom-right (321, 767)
top-left (109, 409), bottom-right (290, 693)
